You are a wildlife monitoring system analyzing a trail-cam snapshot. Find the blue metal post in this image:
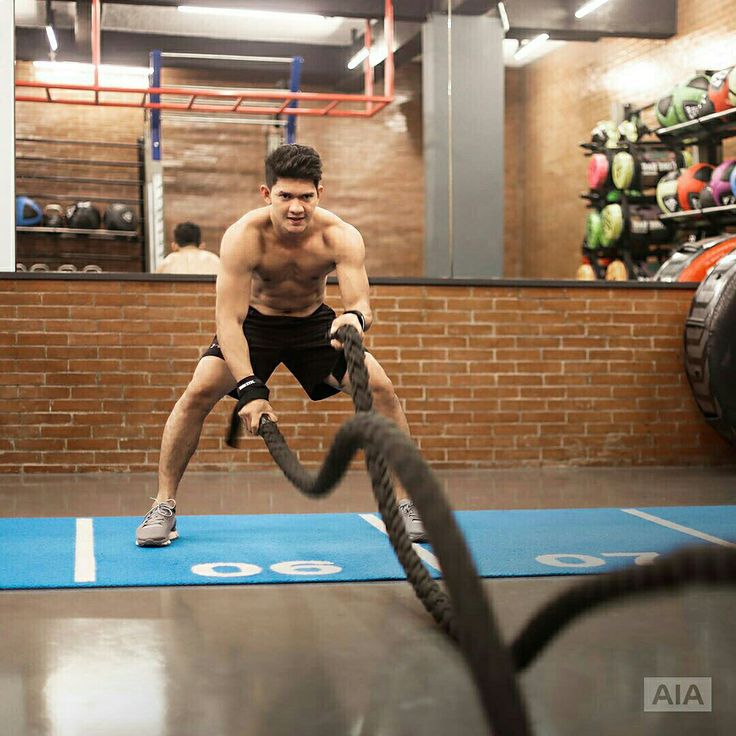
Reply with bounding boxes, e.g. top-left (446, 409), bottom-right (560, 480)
top-left (149, 50), bottom-right (162, 161)
top-left (287, 56), bottom-right (303, 145)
